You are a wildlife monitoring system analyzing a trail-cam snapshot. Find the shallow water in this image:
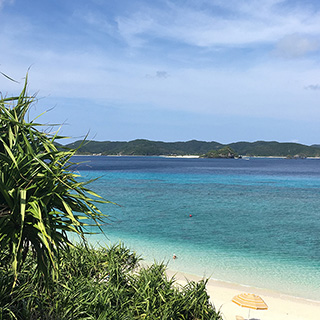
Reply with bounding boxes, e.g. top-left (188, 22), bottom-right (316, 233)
top-left (73, 156), bottom-right (320, 300)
